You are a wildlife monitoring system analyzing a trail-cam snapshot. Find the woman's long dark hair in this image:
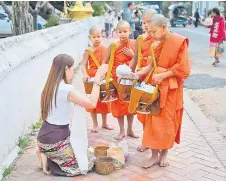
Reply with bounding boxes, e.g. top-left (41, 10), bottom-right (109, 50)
top-left (41, 54), bottom-right (74, 120)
